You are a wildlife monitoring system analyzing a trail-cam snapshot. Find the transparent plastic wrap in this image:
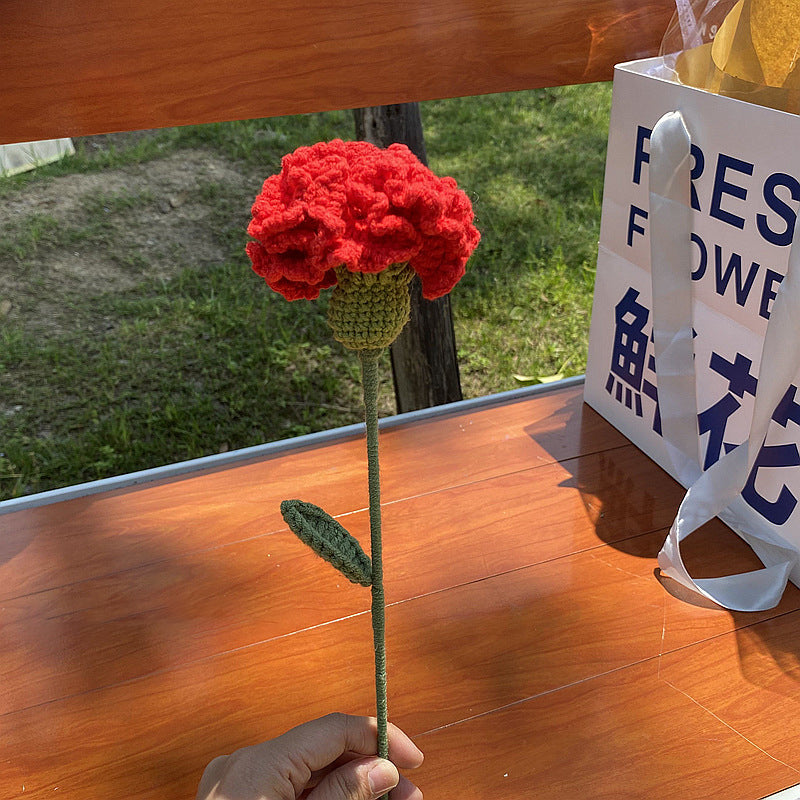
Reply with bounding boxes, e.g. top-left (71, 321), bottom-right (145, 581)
top-left (659, 0), bottom-right (800, 112)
